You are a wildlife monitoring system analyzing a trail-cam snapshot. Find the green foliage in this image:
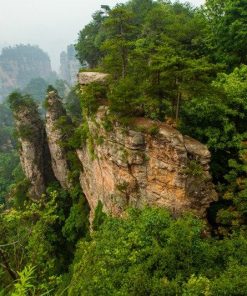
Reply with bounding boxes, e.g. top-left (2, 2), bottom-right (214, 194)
top-left (102, 115), bottom-right (114, 132)
top-left (74, 0), bottom-right (247, 235)
top-left (210, 261), bottom-right (247, 295)
top-left (101, 4), bottom-right (136, 78)
top-left (76, 10), bottom-right (107, 68)
top-left (0, 102), bottom-right (13, 128)
top-left (46, 84), bottom-right (57, 93)
top-left (8, 92), bottom-right (42, 146)
top-left (205, 0), bottom-right (247, 68)
top-left (108, 76), bottom-right (142, 117)
top-left (116, 181), bottom-right (129, 193)
top-left (17, 124), bottom-right (36, 140)
top-left (183, 275), bottom-right (211, 296)
top-left (180, 65), bottom-right (247, 232)
top-left (92, 200), bottom-right (107, 231)
top-left (0, 151), bottom-right (22, 203)
top-left (65, 88), bottom-right (82, 123)
top-left (9, 178), bottom-right (30, 209)
top-left (148, 125), bottom-right (160, 136)
top-left (62, 198), bottom-right (89, 243)
top-left (8, 92), bottom-right (38, 114)
top-left (183, 160), bottom-right (205, 178)
top-left (0, 182), bottom-right (89, 294)
top-left (80, 82), bottom-right (108, 115)
top-left (87, 133), bottom-right (96, 160)
top-left (76, 1), bottom-right (218, 121)
top-left (11, 265), bottom-right (36, 296)
top-left (66, 207), bottom-right (247, 295)
top-left (77, 121), bottom-right (90, 146)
